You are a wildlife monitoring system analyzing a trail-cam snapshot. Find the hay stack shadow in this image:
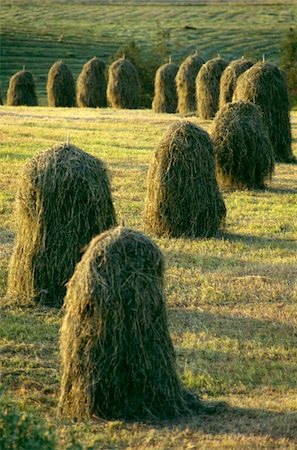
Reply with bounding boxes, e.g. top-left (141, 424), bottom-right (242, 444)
top-left (76, 57), bottom-right (107, 108)
top-left (47, 60), bottom-right (76, 107)
top-left (107, 57), bottom-right (140, 109)
top-left (176, 53), bottom-right (205, 115)
top-left (6, 69), bottom-right (38, 106)
top-left (59, 227), bottom-right (206, 420)
top-left (152, 62), bottom-right (179, 113)
top-left (143, 121), bottom-right (226, 238)
top-left (7, 143), bottom-right (116, 307)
